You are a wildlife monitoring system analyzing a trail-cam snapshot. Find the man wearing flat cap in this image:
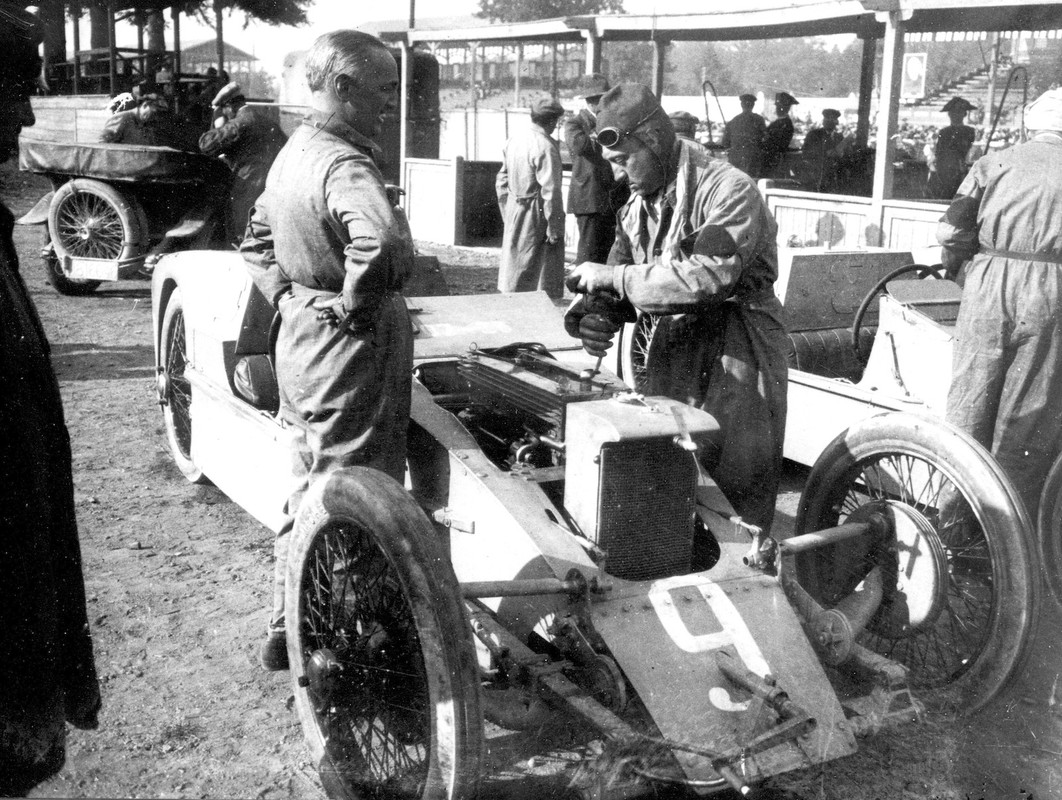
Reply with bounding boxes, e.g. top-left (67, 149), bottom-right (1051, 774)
top-left (937, 87), bottom-right (1062, 521)
top-left (496, 96), bottom-right (566, 297)
top-left (564, 74), bottom-right (628, 265)
top-left (199, 81), bottom-right (287, 243)
top-left (721, 93), bottom-right (766, 179)
top-left (762, 91), bottom-right (798, 178)
top-left (800, 108), bottom-right (845, 192)
top-left (928, 96), bottom-right (977, 199)
top-left (565, 83), bottom-right (788, 544)
top-left (0, 2), bottom-right (101, 792)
